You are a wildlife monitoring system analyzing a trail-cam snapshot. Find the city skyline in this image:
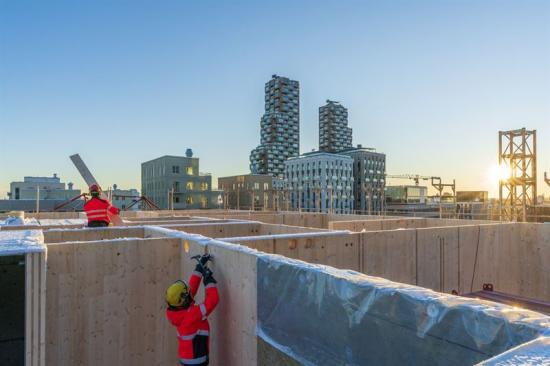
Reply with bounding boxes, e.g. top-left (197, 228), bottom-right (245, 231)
top-left (1, 0), bottom-right (549, 199)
